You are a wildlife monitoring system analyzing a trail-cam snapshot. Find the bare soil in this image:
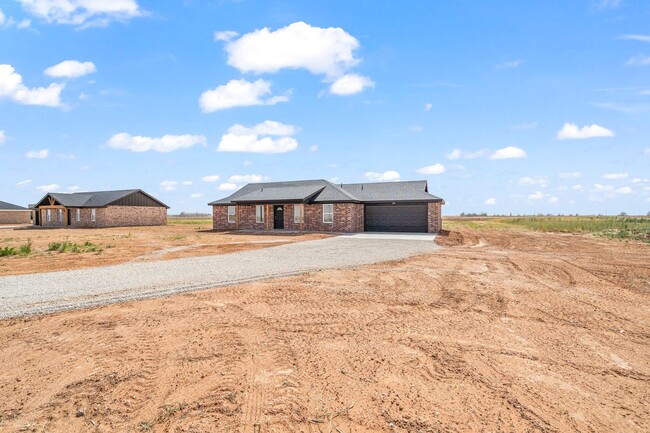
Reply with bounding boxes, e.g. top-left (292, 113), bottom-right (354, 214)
top-left (0, 225), bottom-right (329, 276)
top-left (0, 229), bottom-right (648, 432)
